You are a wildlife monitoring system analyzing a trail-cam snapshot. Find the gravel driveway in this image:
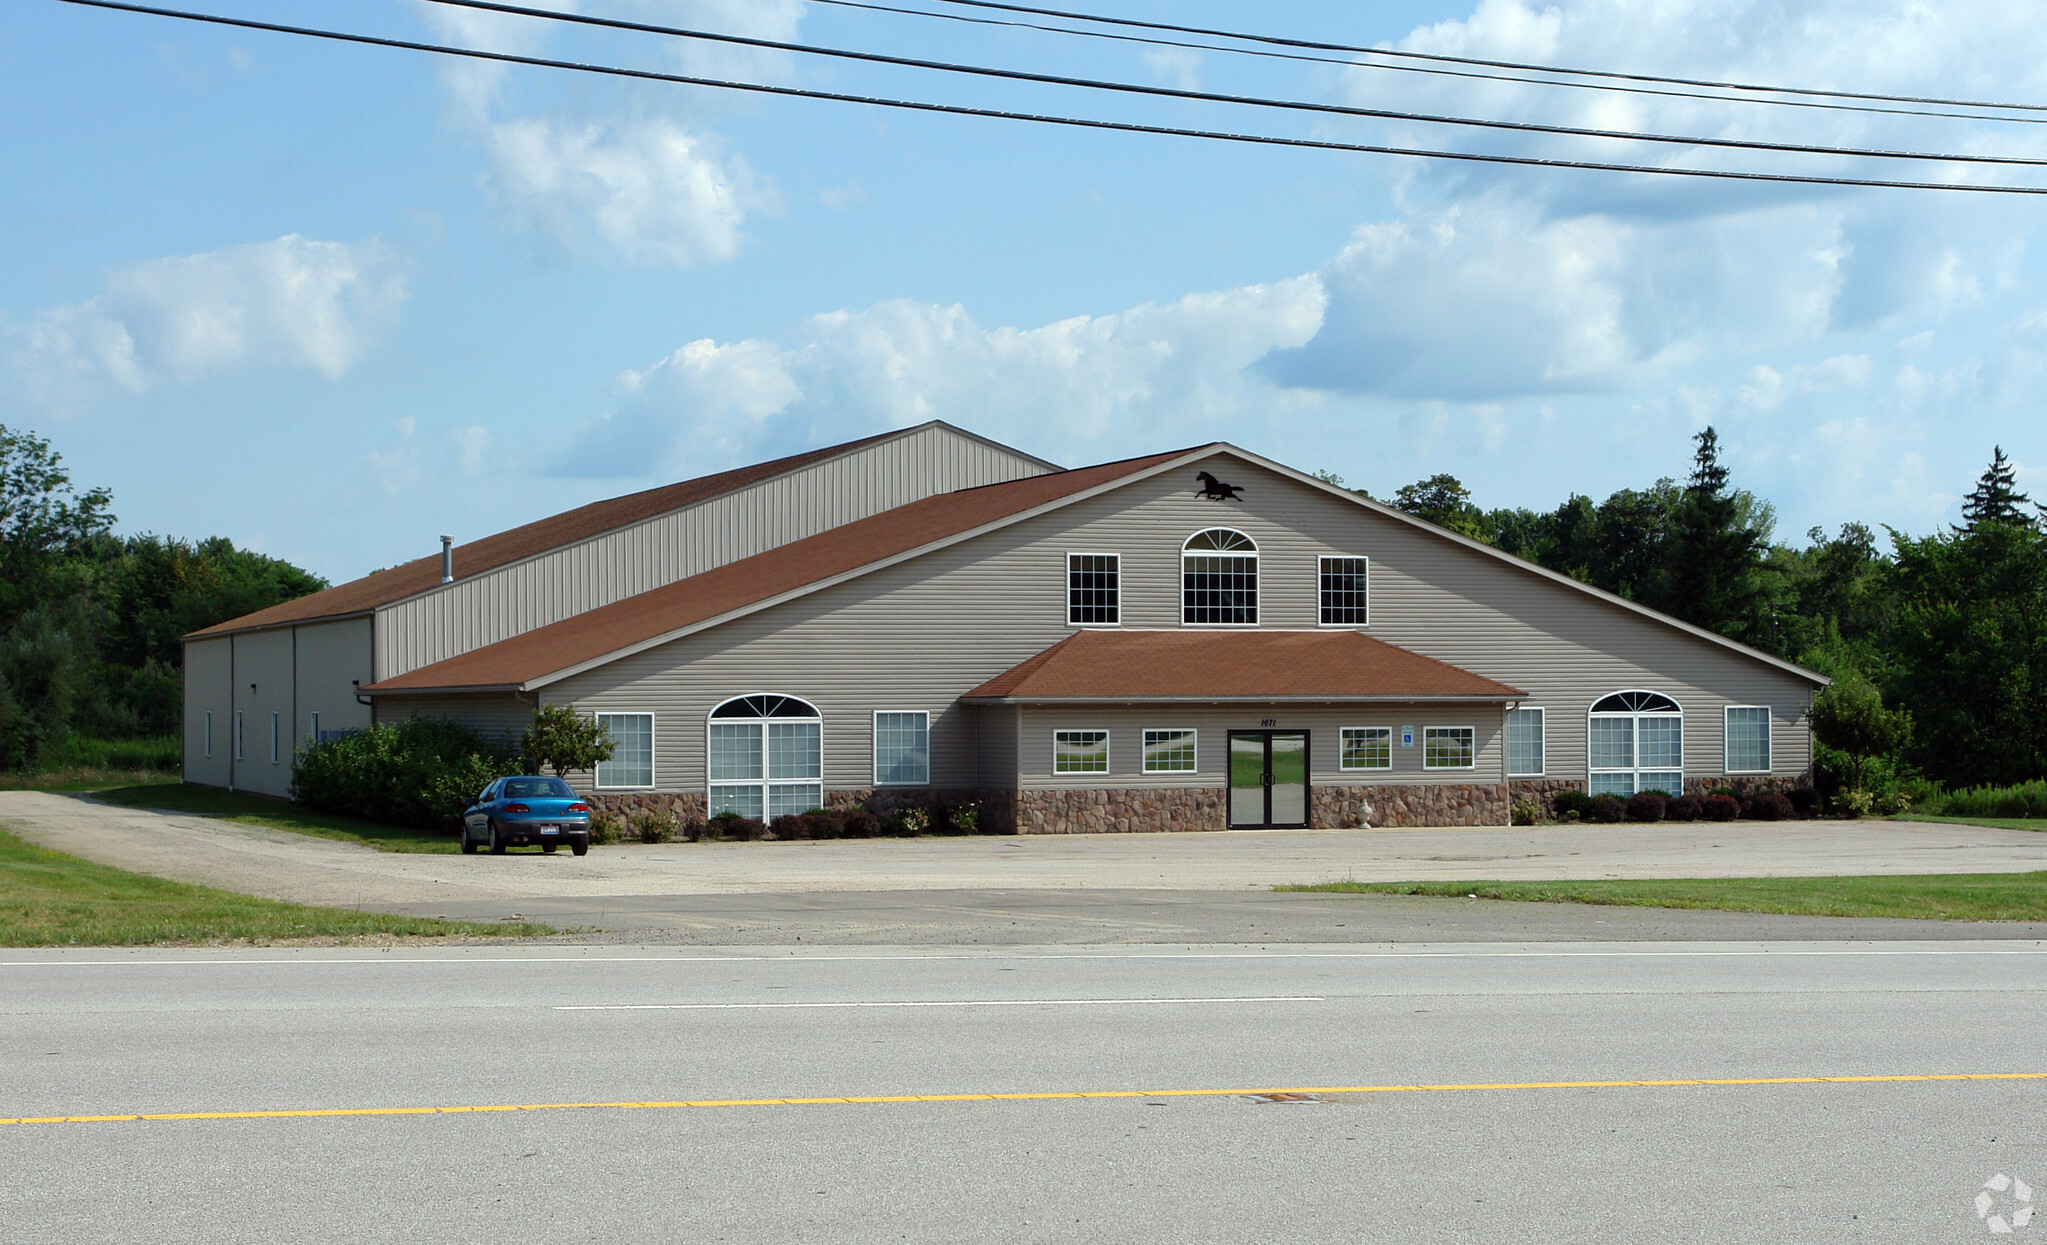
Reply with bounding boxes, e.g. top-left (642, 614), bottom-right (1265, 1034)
top-left (4, 790), bottom-right (2045, 910)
